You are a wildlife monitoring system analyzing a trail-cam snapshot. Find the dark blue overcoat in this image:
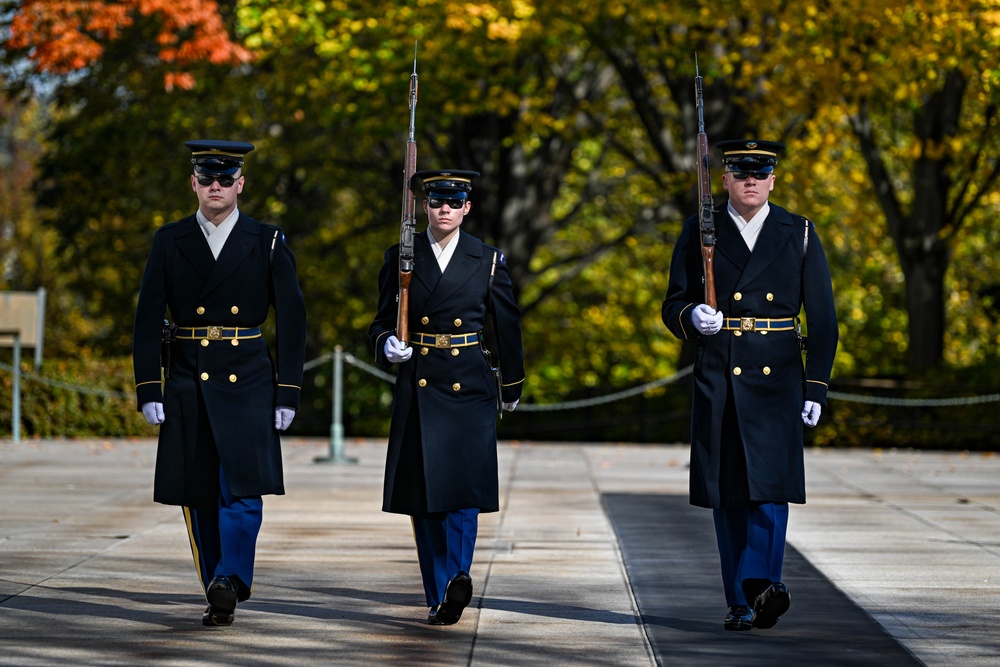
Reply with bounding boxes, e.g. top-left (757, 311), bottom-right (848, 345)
top-left (369, 230), bottom-right (524, 517)
top-left (662, 204), bottom-right (838, 509)
top-left (133, 213), bottom-right (306, 509)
